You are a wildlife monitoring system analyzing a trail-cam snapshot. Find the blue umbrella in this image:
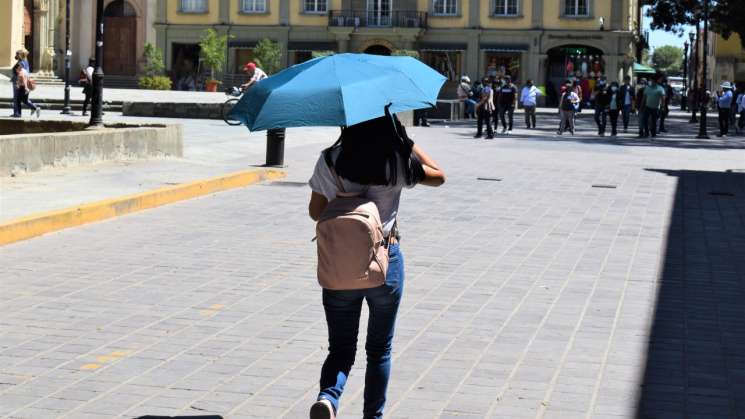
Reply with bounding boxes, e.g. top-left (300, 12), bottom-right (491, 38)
top-left (227, 53), bottom-right (447, 131)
